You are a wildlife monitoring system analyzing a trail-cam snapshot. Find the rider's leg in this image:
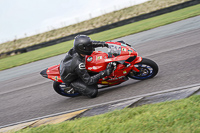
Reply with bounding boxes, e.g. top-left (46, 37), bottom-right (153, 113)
top-left (71, 78), bottom-right (98, 98)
